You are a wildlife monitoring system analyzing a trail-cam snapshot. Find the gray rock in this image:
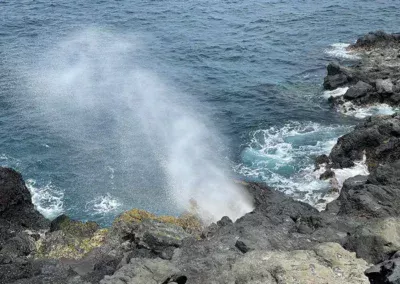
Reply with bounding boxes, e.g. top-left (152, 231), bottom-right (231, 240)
top-left (324, 74), bottom-right (349, 90)
top-left (376, 78), bottom-right (394, 93)
top-left (345, 218), bottom-right (400, 264)
top-left (344, 81), bottom-right (373, 100)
